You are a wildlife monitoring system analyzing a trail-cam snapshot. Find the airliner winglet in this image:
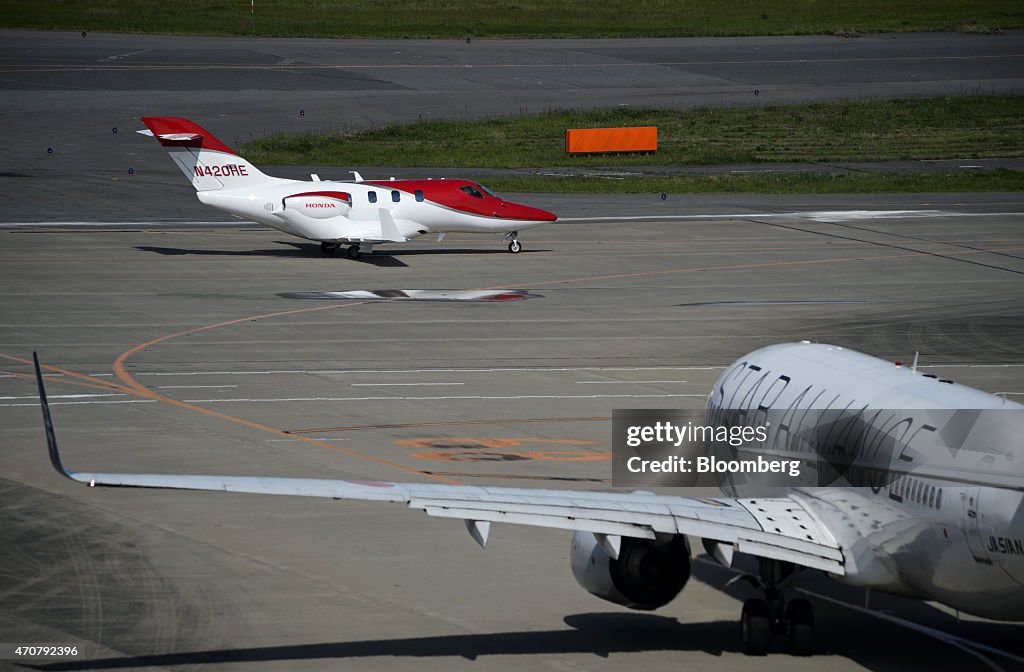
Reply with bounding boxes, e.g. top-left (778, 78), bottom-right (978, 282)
top-left (32, 352), bottom-right (74, 481)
